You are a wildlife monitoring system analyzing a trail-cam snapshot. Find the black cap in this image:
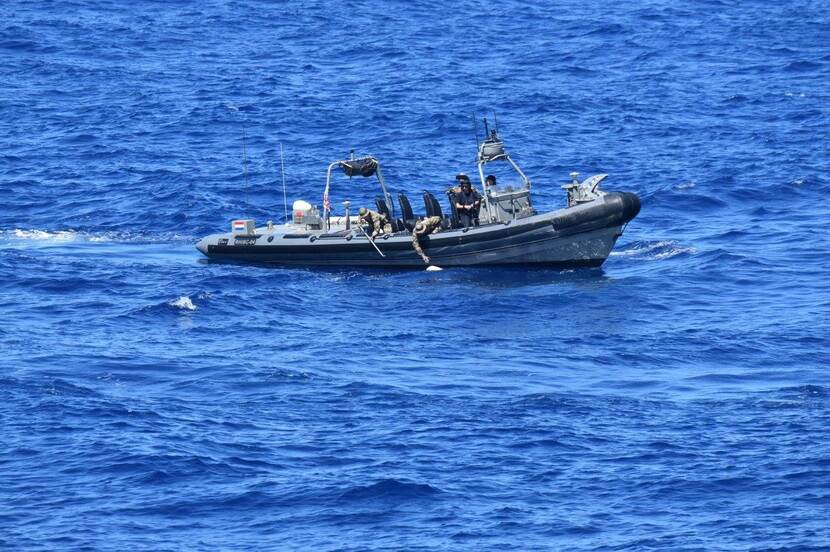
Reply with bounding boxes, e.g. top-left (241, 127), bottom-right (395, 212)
top-left (455, 173), bottom-right (470, 182)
